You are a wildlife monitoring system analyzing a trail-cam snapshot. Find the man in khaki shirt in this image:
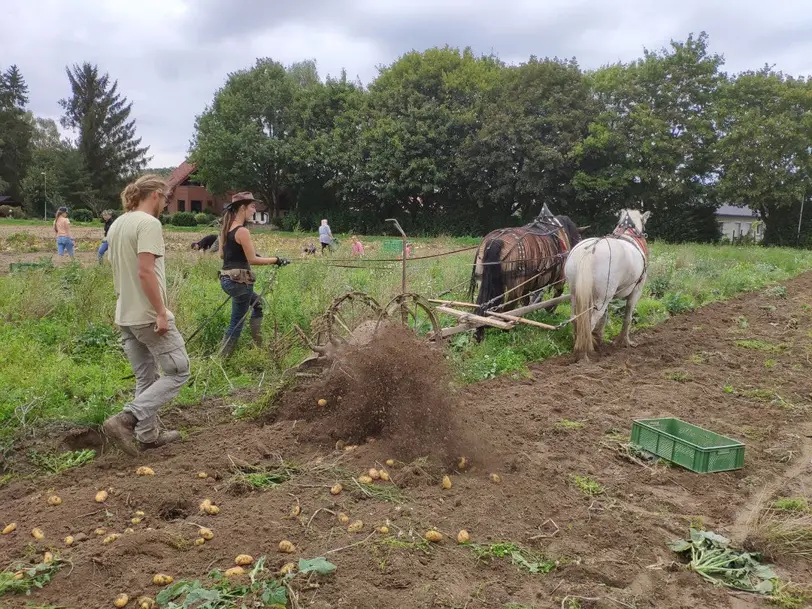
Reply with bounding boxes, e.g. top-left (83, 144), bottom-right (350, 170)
top-left (102, 175), bottom-right (190, 456)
